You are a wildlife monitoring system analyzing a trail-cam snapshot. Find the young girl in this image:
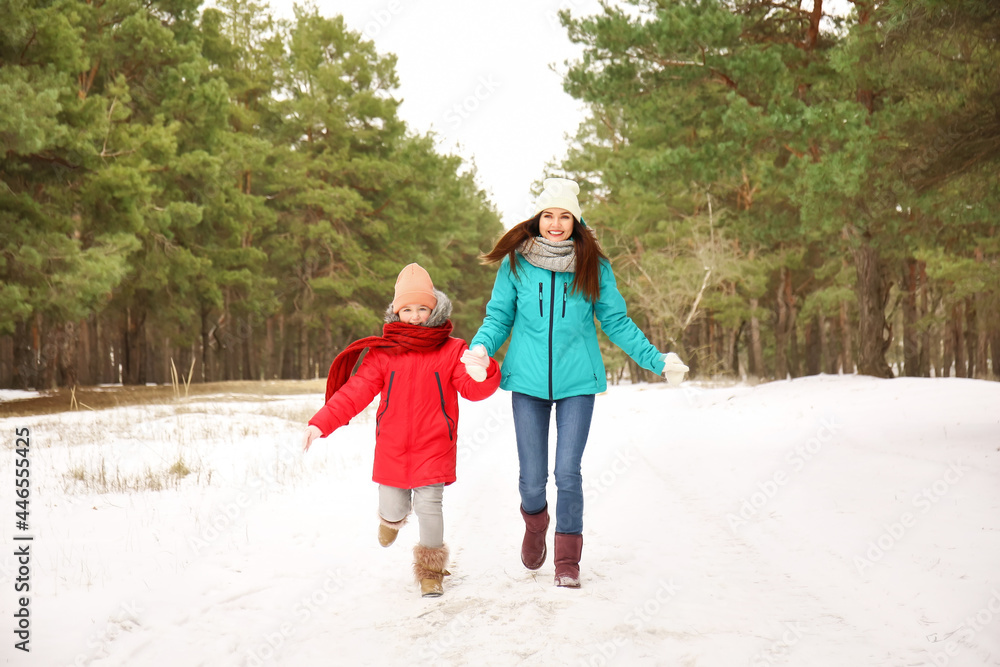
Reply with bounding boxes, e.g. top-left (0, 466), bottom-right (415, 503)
top-left (303, 263), bottom-right (501, 597)
top-left (467, 178), bottom-right (688, 588)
